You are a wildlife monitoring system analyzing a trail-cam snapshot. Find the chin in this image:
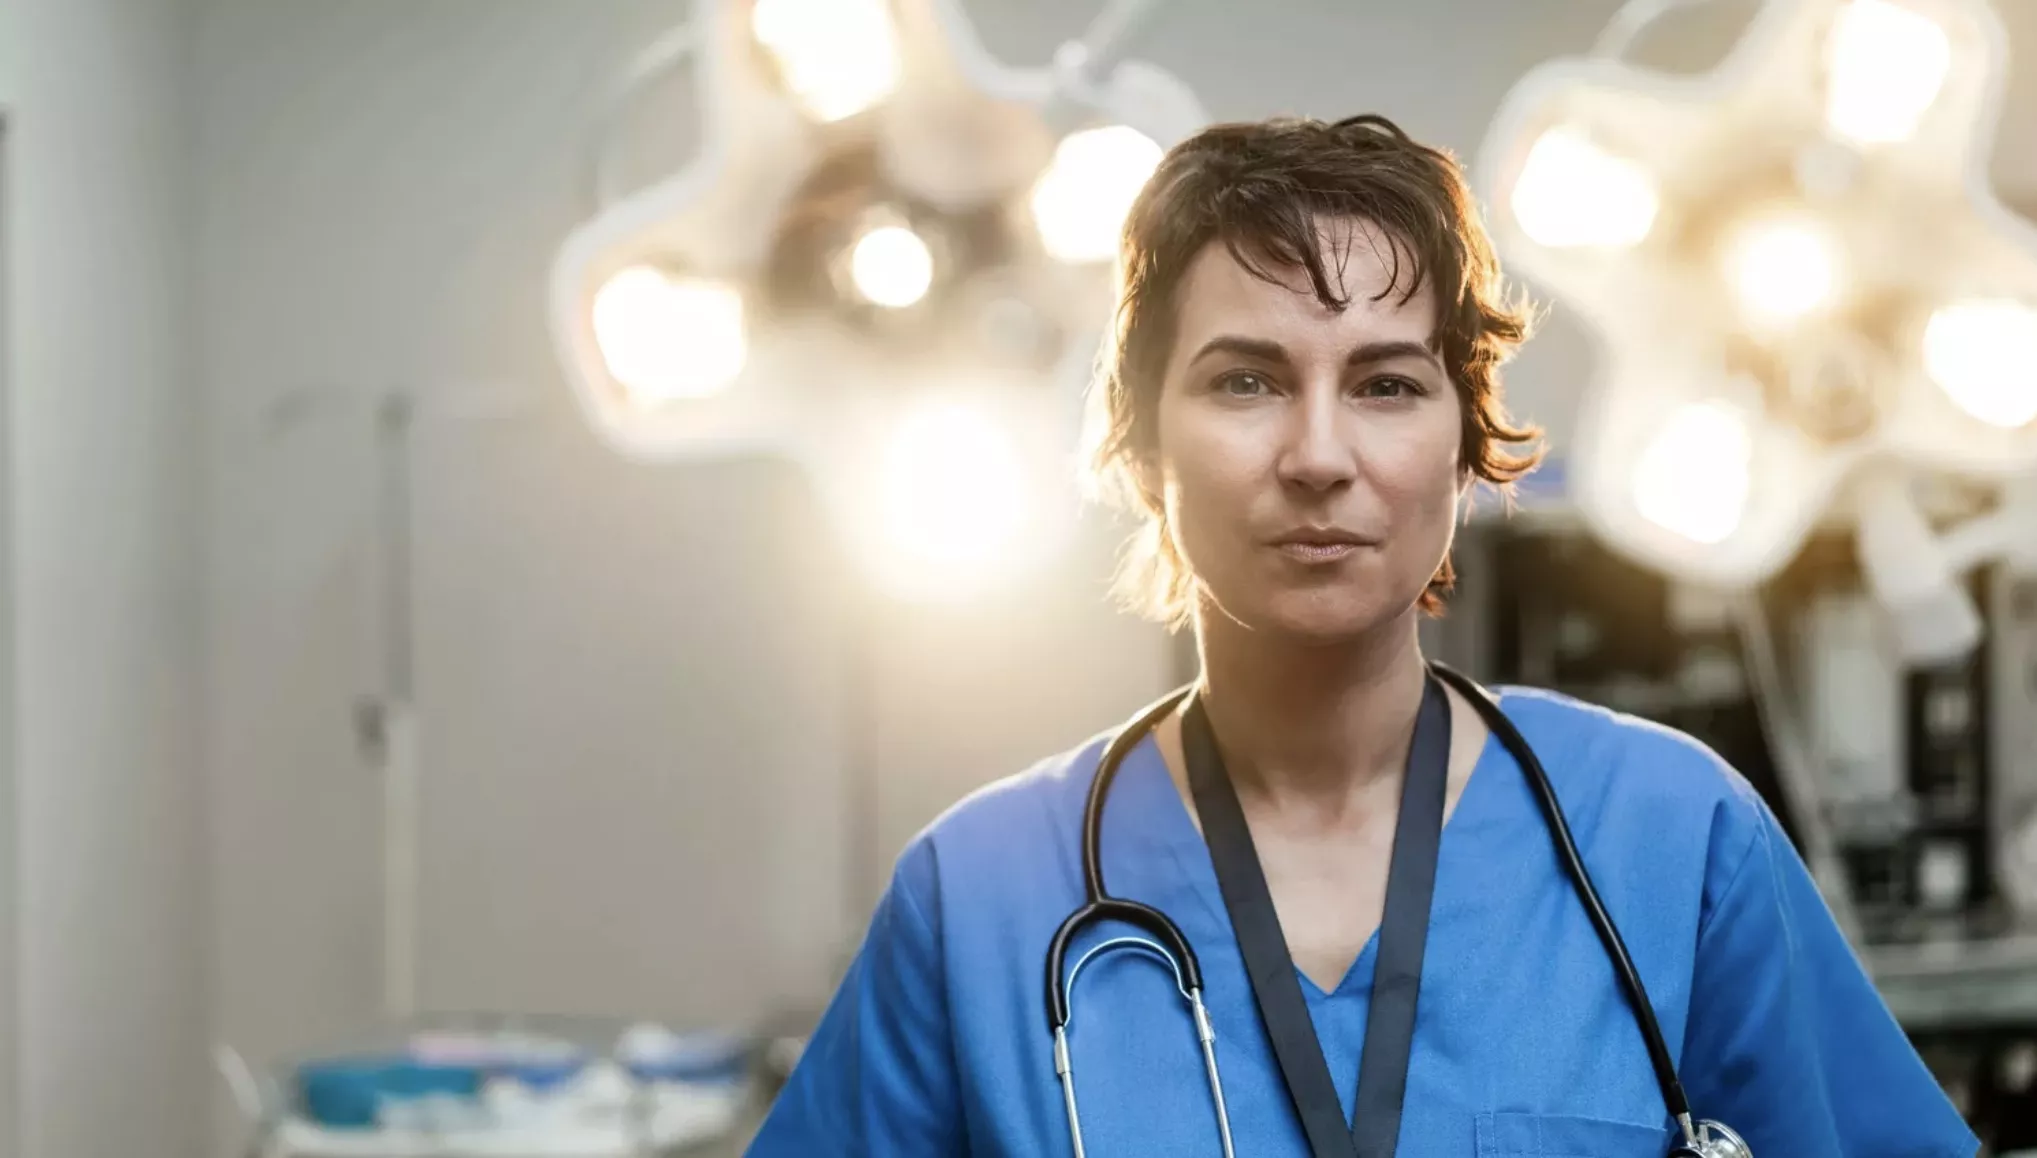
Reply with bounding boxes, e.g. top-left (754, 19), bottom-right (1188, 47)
top-left (1242, 587), bottom-right (1412, 645)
